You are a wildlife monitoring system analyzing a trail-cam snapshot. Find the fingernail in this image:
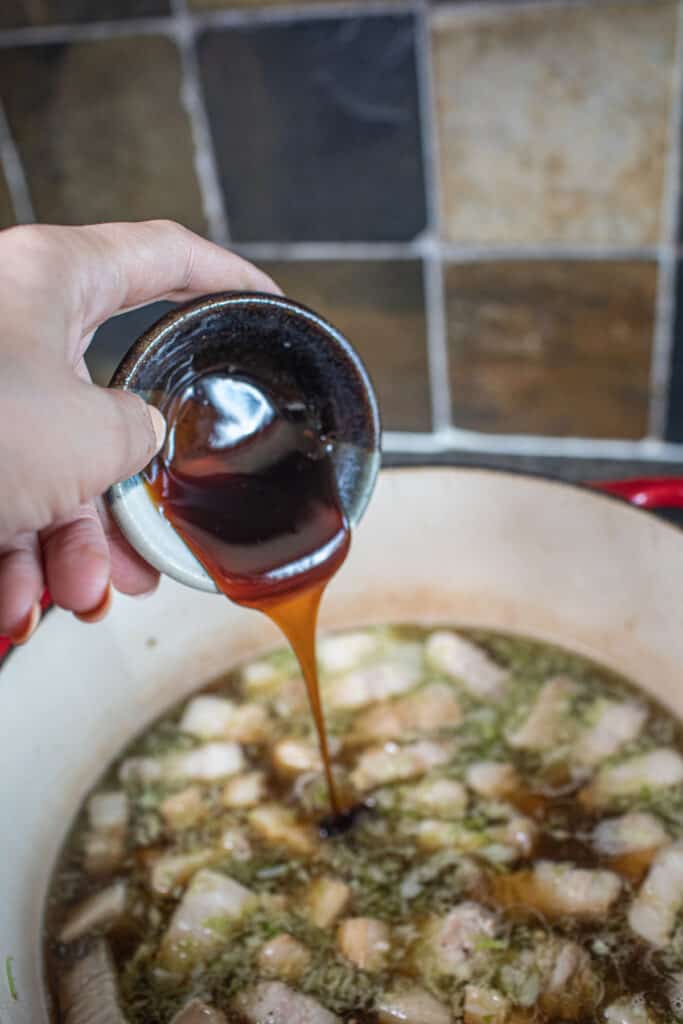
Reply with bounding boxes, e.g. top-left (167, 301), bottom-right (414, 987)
top-left (10, 601), bottom-right (41, 645)
top-left (148, 406), bottom-right (166, 452)
top-left (75, 582), bottom-right (113, 624)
